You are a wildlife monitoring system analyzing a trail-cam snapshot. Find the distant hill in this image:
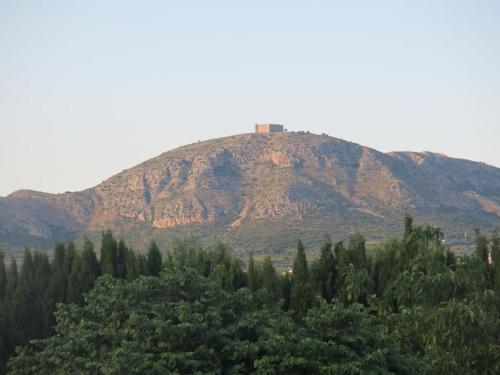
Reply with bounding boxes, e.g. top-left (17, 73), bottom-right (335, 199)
top-left (1, 132), bottom-right (499, 257)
